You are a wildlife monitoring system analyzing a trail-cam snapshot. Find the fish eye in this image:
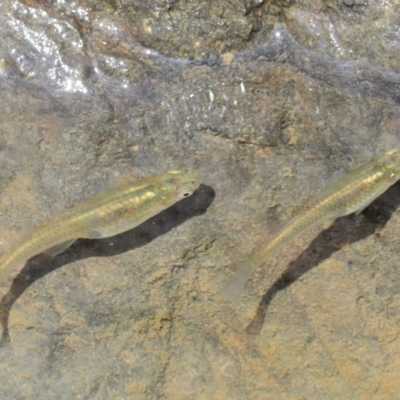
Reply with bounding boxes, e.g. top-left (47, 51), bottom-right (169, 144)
top-left (182, 191), bottom-right (192, 197)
